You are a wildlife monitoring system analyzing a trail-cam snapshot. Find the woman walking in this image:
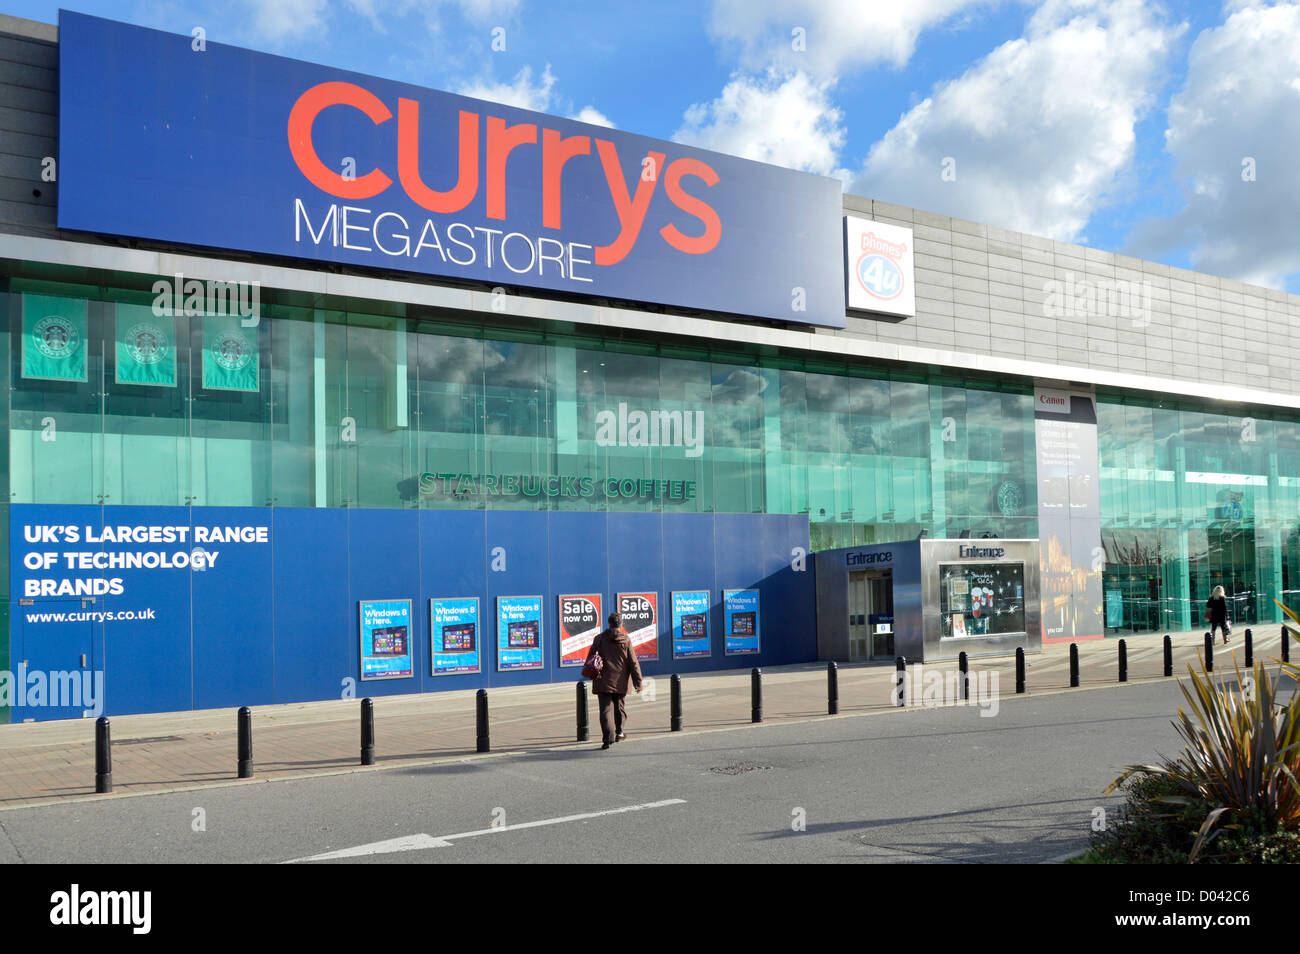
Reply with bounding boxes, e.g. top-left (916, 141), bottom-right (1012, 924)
top-left (584, 613), bottom-right (644, 750)
top-left (1205, 585), bottom-right (1231, 645)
